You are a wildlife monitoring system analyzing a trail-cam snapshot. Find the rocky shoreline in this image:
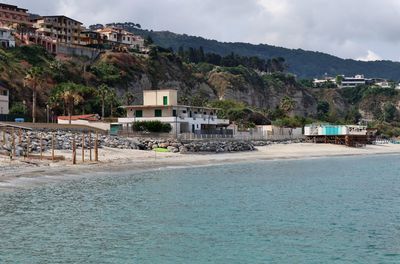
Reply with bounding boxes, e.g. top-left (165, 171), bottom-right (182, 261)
top-left (0, 130), bottom-right (302, 156)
